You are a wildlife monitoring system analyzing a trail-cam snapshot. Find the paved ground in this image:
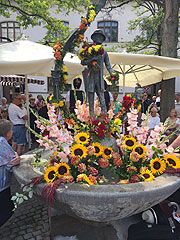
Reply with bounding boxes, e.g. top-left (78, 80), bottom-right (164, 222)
top-left (0, 175), bottom-right (51, 240)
